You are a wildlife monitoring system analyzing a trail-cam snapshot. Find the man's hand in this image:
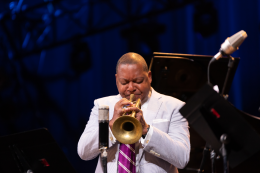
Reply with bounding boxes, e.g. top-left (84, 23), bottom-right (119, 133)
top-left (109, 99), bottom-right (149, 136)
top-left (130, 106), bottom-right (149, 135)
